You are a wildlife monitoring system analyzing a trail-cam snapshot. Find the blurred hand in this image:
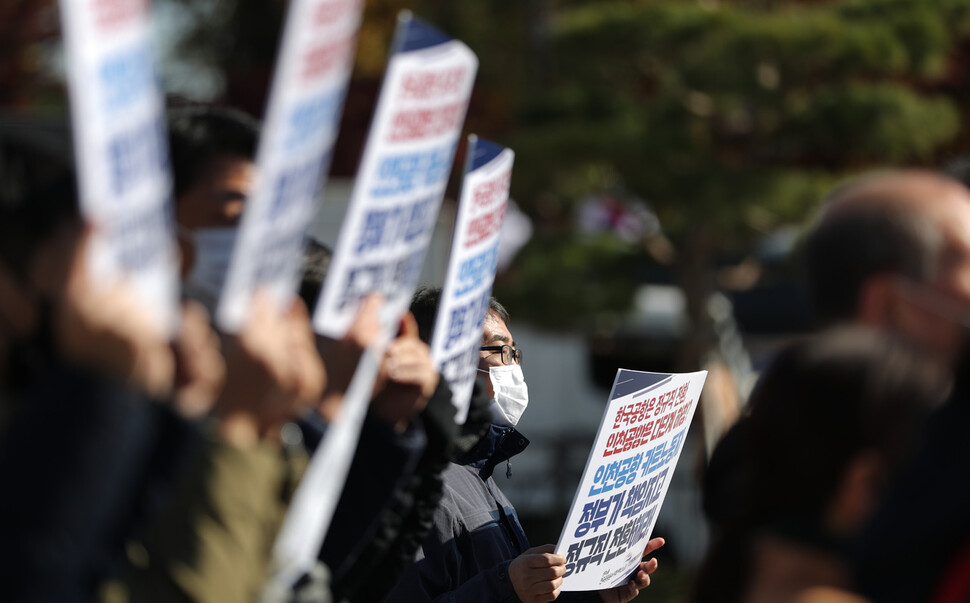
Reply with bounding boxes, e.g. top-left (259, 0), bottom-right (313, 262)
top-left (171, 300), bottom-right (225, 418)
top-left (52, 226), bottom-right (174, 398)
top-left (370, 311), bottom-right (438, 432)
top-left (598, 537), bottom-right (665, 603)
top-left (216, 292), bottom-right (324, 448)
top-left (509, 544), bottom-right (567, 603)
top-left (316, 294), bottom-right (383, 422)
